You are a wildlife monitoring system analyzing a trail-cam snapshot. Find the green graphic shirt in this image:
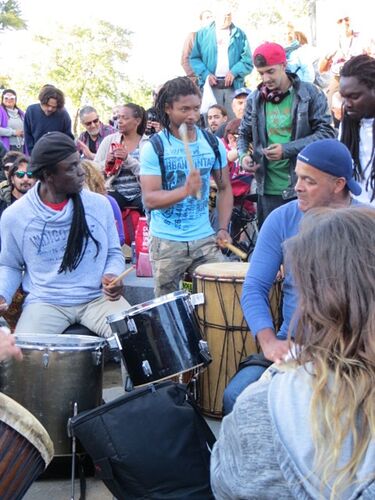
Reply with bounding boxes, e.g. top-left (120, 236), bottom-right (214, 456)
top-left (264, 92), bottom-right (293, 195)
